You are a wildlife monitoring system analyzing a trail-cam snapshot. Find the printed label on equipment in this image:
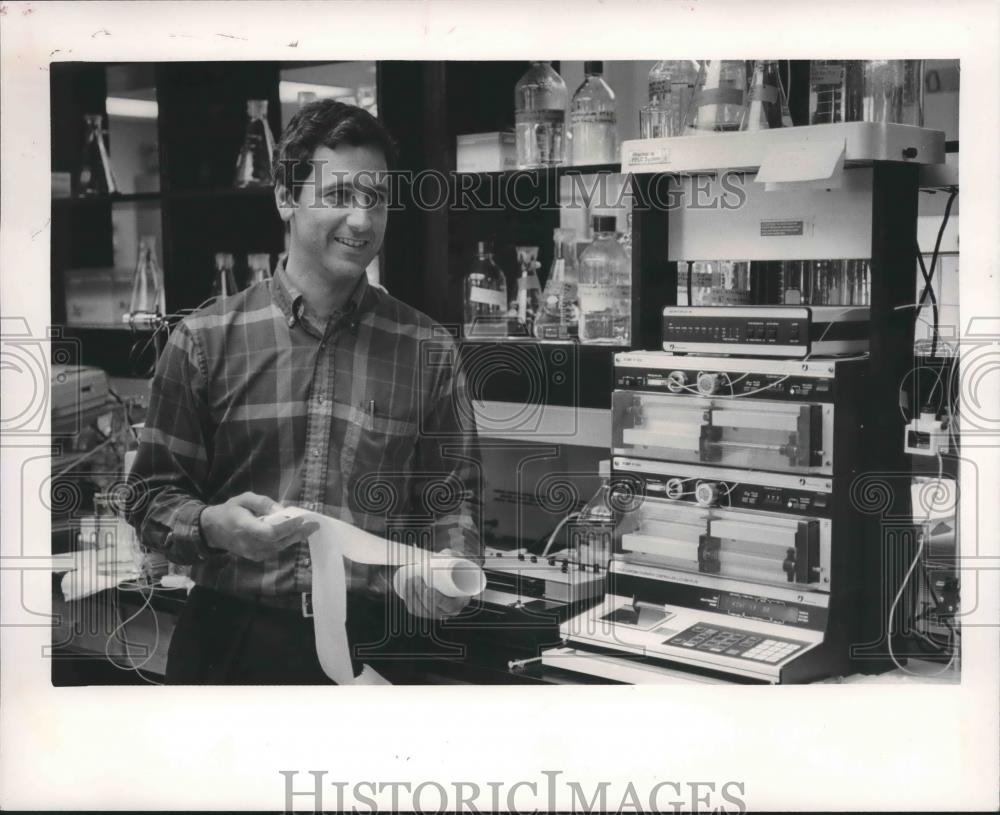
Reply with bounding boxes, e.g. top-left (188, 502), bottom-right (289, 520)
top-left (760, 219), bottom-right (805, 237)
top-left (625, 148), bottom-right (671, 166)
